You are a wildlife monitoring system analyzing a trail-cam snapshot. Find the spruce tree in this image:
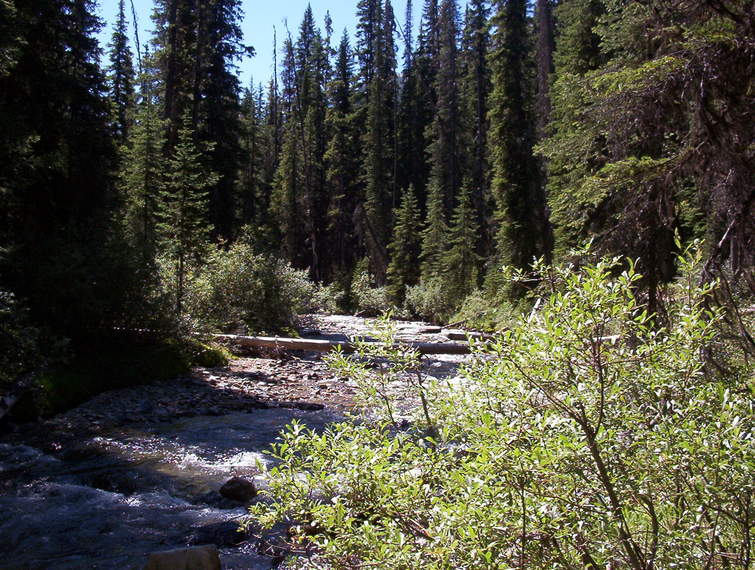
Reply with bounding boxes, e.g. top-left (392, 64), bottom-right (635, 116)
top-left (427, 0), bottom-right (462, 215)
top-left (387, 186), bottom-right (422, 304)
top-left (107, 0), bottom-right (136, 143)
top-left (120, 59), bottom-right (167, 267)
top-left (152, 0), bottom-right (248, 240)
top-left (360, 0), bottom-right (398, 281)
top-left (420, 183), bottom-right (449, 281)
top-left (157, 112), bottom-right (218, 315)
top-left (445, 180), bottom-right (480, 303)
top-left (0, 0), bottom-right (118, 338)
top-left (487, 0), bottom-right (548, 277)
top-left (459, 0), bottom-right (491, 238)
top-left (325, 31), bottom-right (361, 281)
